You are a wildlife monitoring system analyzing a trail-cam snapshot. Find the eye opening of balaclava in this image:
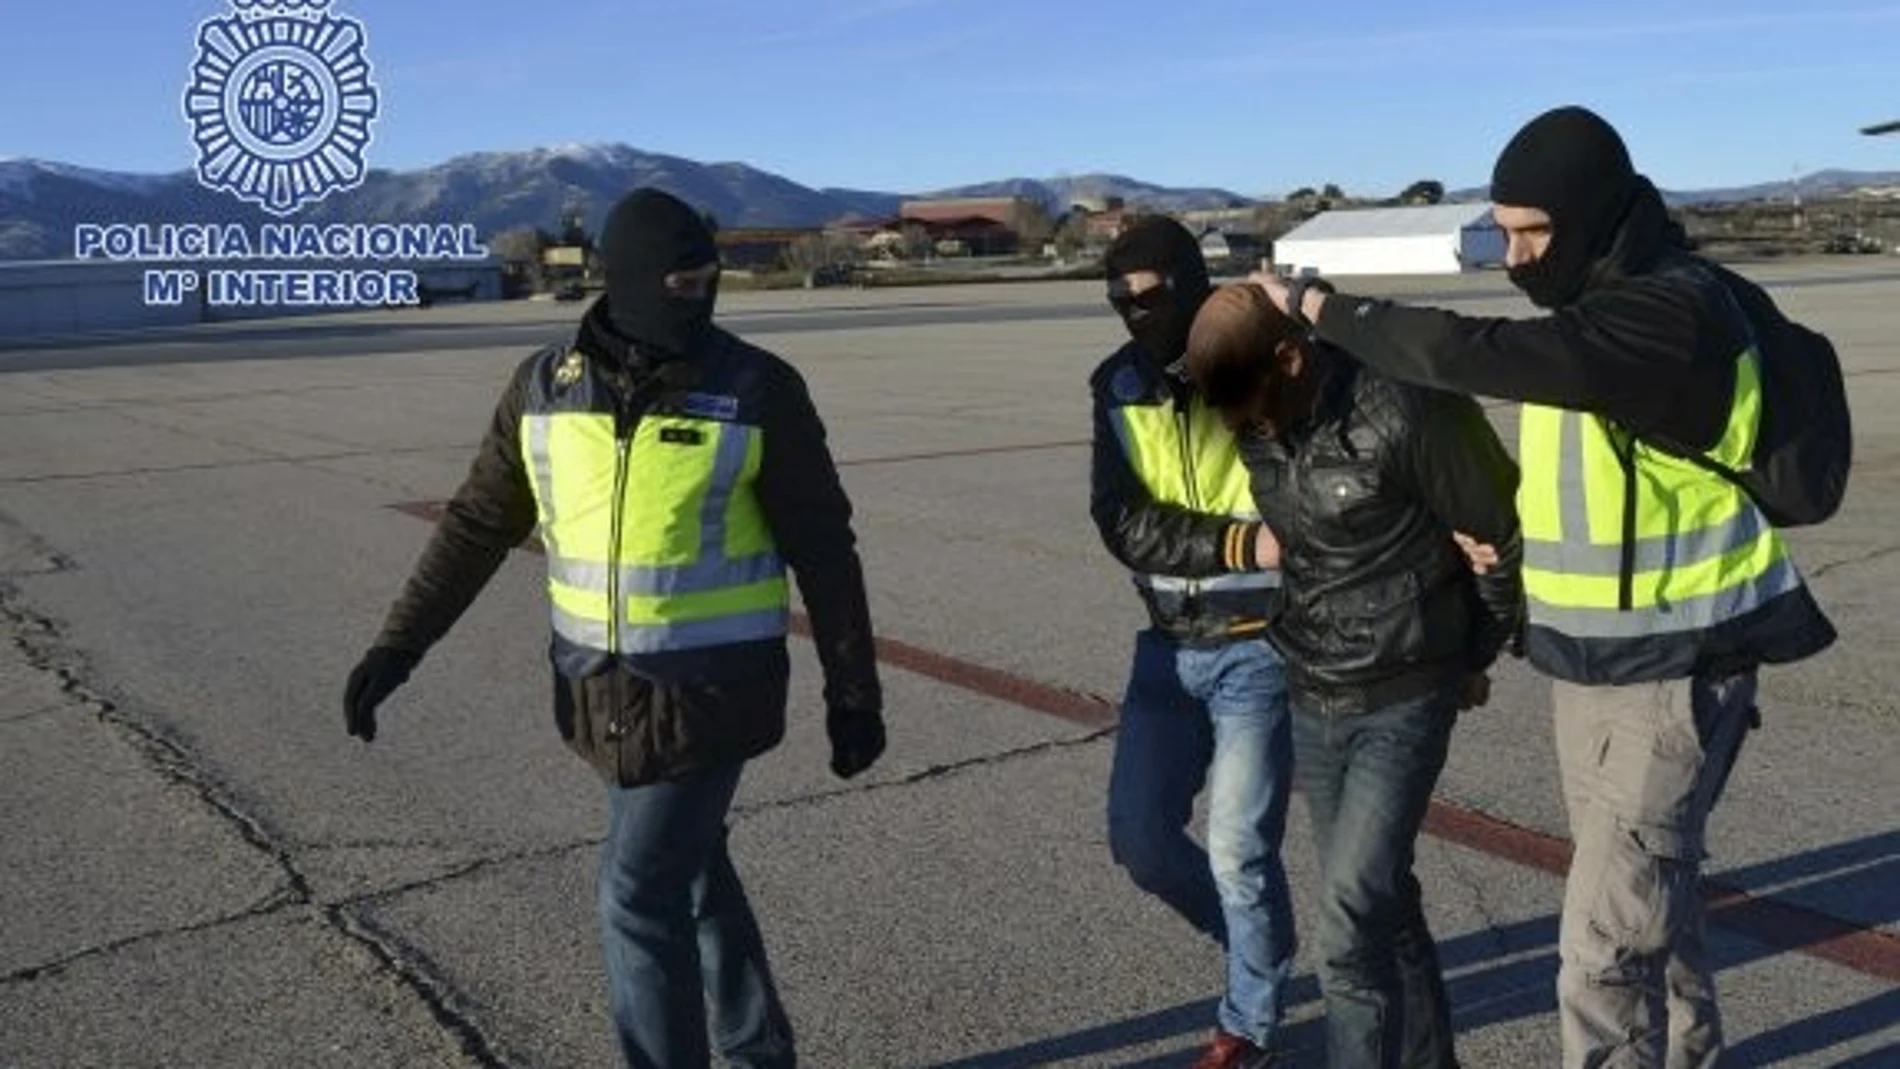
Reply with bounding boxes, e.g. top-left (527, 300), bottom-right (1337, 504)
top-left (1490, 105), bottom-right (1638, 309)
top-left (600, 187), bottom-right (720, 357)
top-left (1103, 214), bottom-right (1213, 369)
